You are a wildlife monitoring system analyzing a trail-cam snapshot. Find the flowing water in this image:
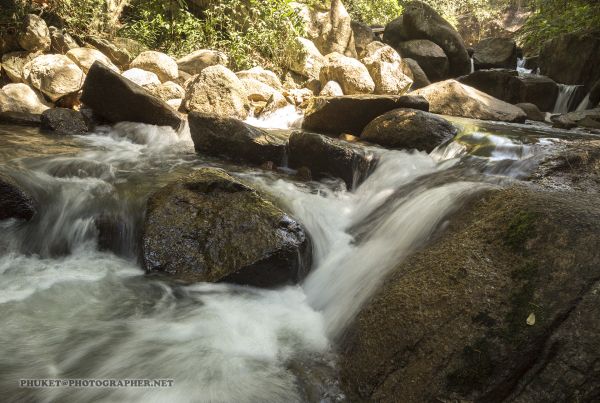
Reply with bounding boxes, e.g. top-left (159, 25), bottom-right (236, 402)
top-left (516, 57), bottom-right (532, 75)
top-left (554, 84), bottom-right (584, 114)
top-left (0, 115), bottom-right (581, 402)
